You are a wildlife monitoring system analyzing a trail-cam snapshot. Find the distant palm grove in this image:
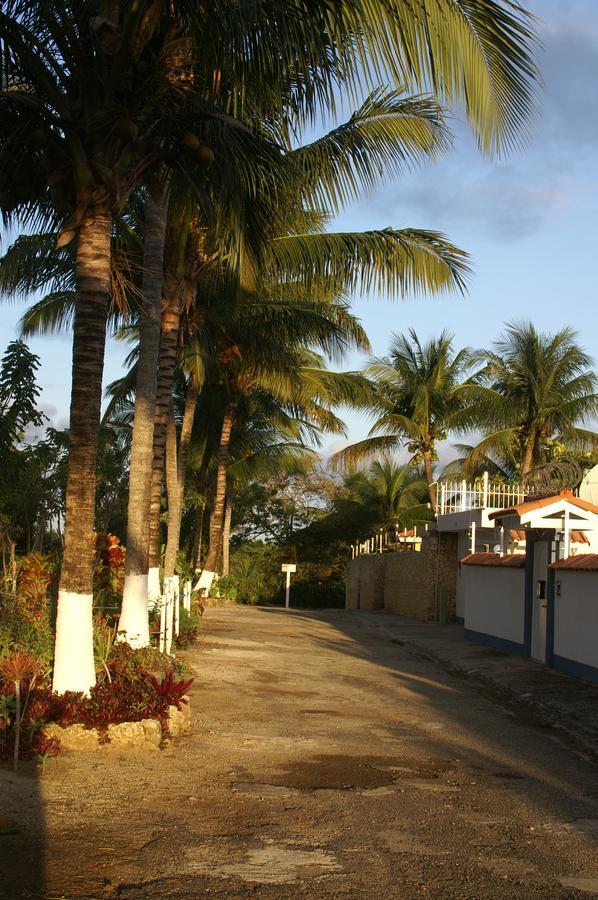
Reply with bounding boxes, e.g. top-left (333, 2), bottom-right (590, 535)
top-left (2, 0), bottom-right (579, 699)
